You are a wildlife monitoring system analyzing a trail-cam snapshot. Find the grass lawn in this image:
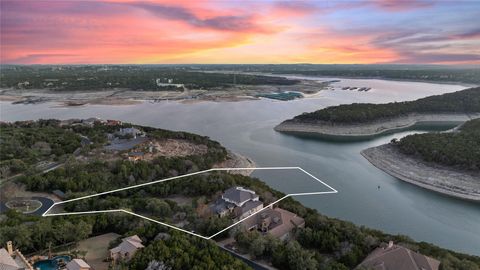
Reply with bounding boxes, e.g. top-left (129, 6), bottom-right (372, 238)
top-left (77, 232), bottom-right (120, 270)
